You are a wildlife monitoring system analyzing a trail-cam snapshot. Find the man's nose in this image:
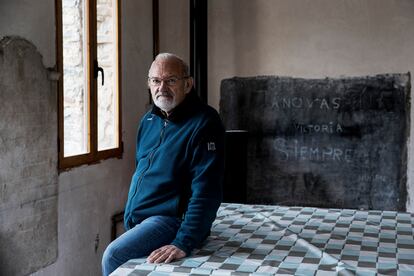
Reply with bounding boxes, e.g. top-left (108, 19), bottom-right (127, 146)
top-left (159, 80), bottom-right (169, 90)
